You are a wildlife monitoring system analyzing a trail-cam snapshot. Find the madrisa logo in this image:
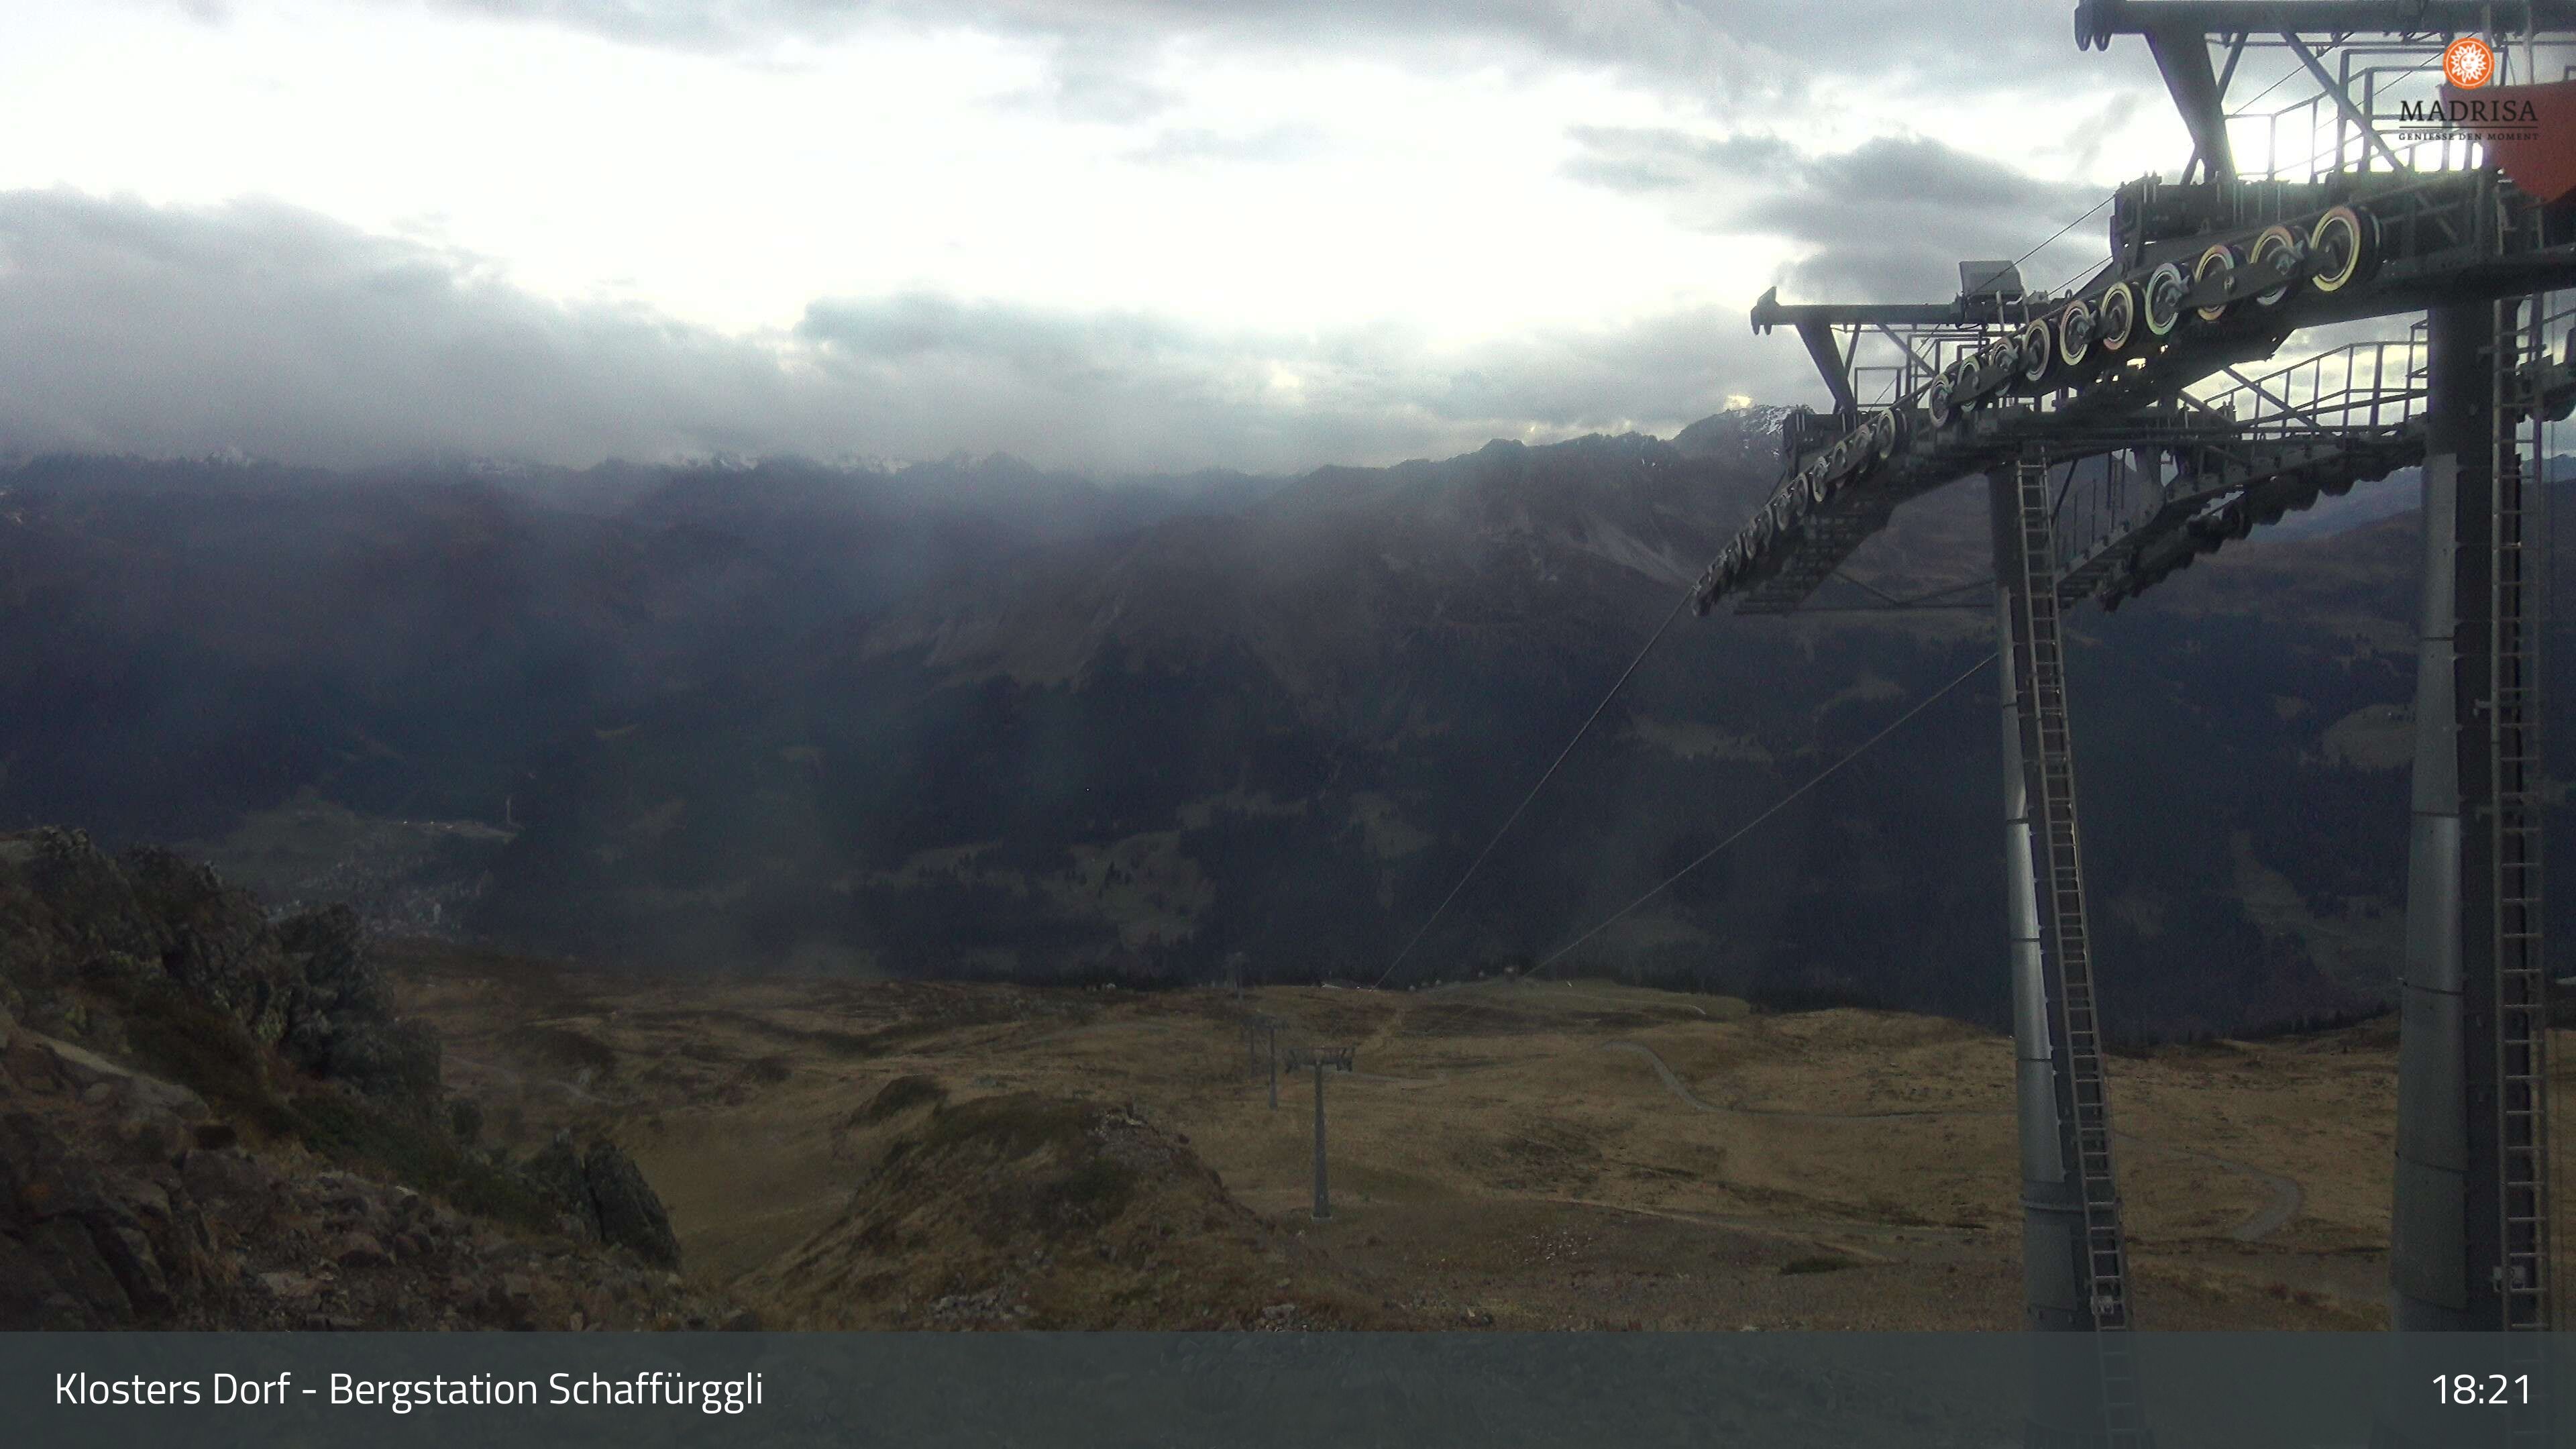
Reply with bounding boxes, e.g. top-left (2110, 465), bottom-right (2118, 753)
top-left (2398, 97), bottom-right (2541, 126)
top-left (2390, 39), bottom-right (2540, 142)
top-left (2443, 36), bottom-right (2495, 89)
top-left (2396, 94), bottom-right (2542, 141)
